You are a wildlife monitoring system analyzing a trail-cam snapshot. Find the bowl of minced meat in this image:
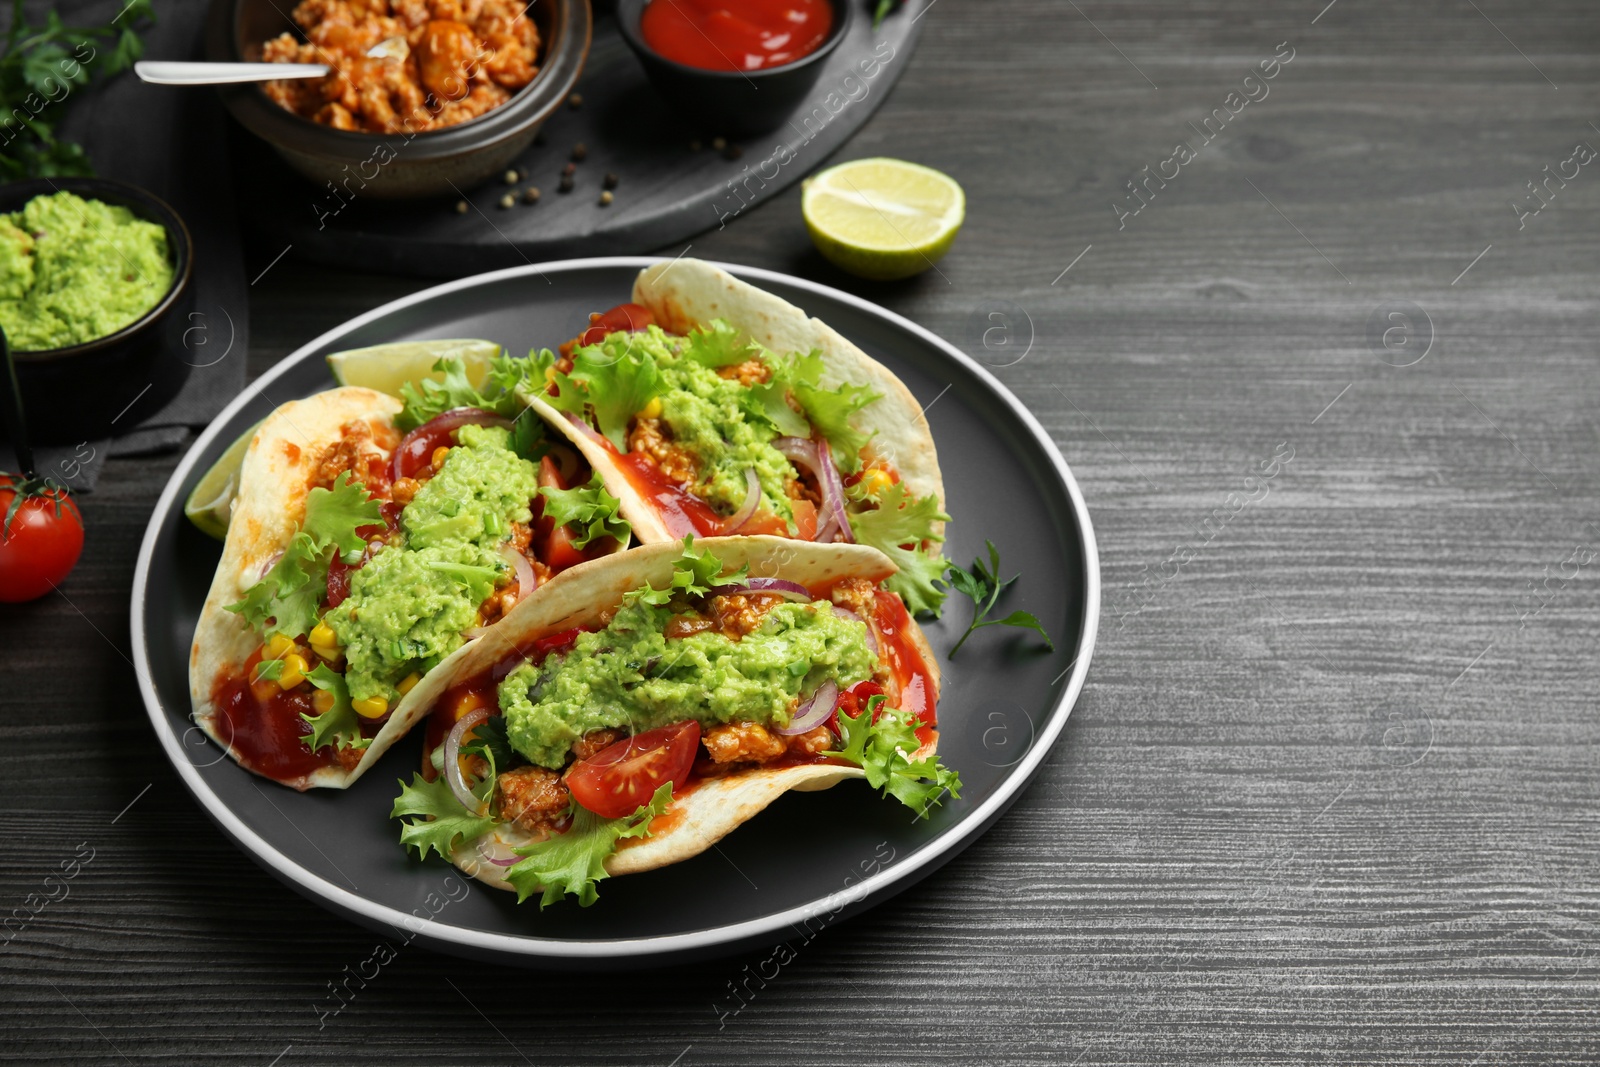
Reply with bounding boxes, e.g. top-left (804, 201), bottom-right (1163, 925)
top-left (207, 0), bottom-right (592, 197)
